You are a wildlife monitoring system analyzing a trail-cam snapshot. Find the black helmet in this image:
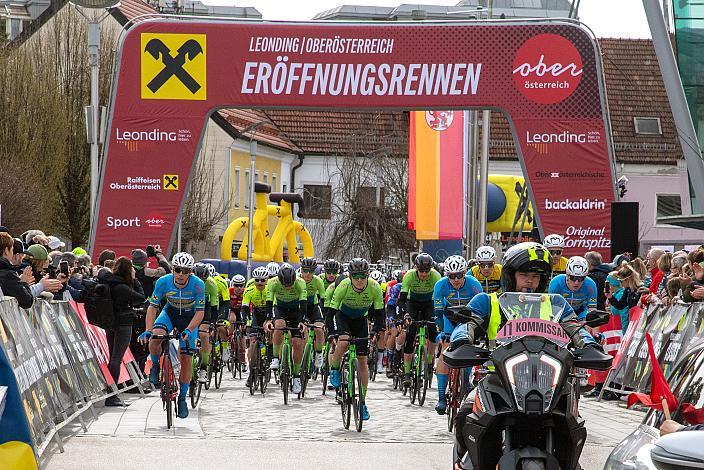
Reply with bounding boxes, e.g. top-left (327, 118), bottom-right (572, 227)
top-left (278, 263), bottom-right (296, 287)
top-left (500, 242), bottom-right (552, 293)
top-left (414, 252), bottom-right (433, 272)
top-left (323, 258), bottom-right (341, 273)
top-left (193, 263), bottom-right (208, 281)
top-left (301, 257), bottom-right (317, 270)
top-left (348, 258), bottom-right (369, 275)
